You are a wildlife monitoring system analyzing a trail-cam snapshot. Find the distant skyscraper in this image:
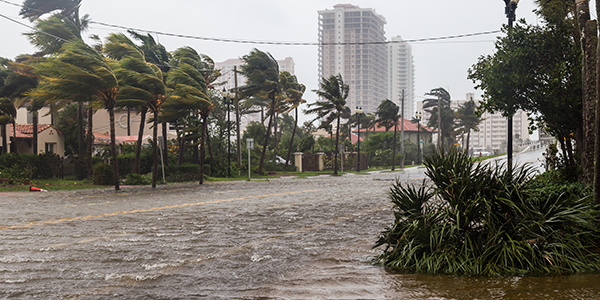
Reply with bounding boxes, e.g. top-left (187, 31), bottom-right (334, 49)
top-left (388, 36), bottom-right (415, 120)
top-left (318, 4), bottom-right (388, 113)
